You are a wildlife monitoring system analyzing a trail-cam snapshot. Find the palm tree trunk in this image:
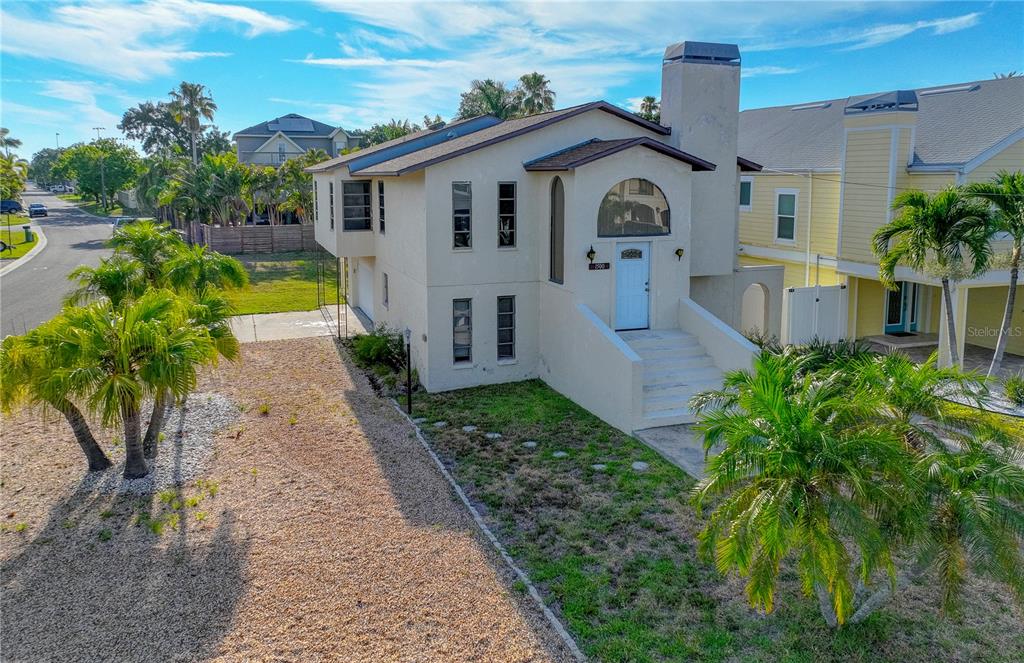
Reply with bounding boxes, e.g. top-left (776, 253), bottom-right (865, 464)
top-left (989, 245), bottom-right (1020, 378)
top-left (190, 129), bottom-right (198, 166)
top-left (57, 401), bottom-right (111, 471)
top-left (941, 277), bottom-right (961, 367)
top-left (122, 402), bottom-right (148, 479)
top-left (814, 583), bottom-right (839, 628)
top-left (848, 563), bottom-right (926, 624)
top-left (143, 389), bottom-right (169, 459)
